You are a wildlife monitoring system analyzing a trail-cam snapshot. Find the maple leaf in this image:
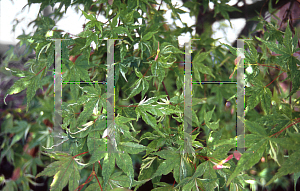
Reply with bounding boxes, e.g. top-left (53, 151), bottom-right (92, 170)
top-left (36, 153), bottom-right (82, 191)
